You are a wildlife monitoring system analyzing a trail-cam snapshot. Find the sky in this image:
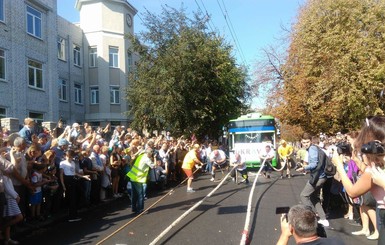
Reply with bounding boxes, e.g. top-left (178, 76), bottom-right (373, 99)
top-left (57, 0), bottom-right (306, 108)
